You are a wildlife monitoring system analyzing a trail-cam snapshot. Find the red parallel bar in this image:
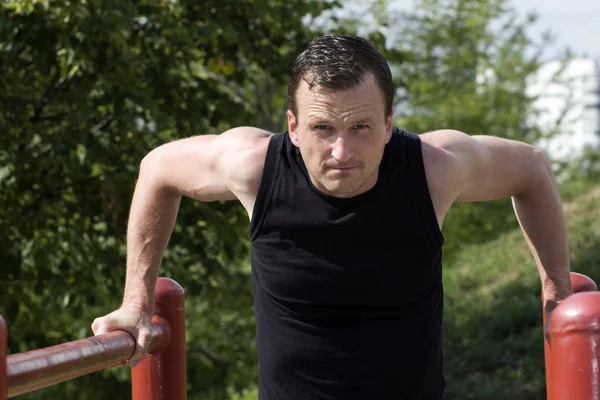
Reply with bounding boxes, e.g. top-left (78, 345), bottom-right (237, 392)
top-left (549, 290), bottom-right (600, 400)
top-left (132, 278), bottom-right (187, 400)
top-left (6, 317), bottom-right (171, 398)
top-left (1, 316), bottom-right (7, 400)
top-left (544, 272), bottom-right (598, 400)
